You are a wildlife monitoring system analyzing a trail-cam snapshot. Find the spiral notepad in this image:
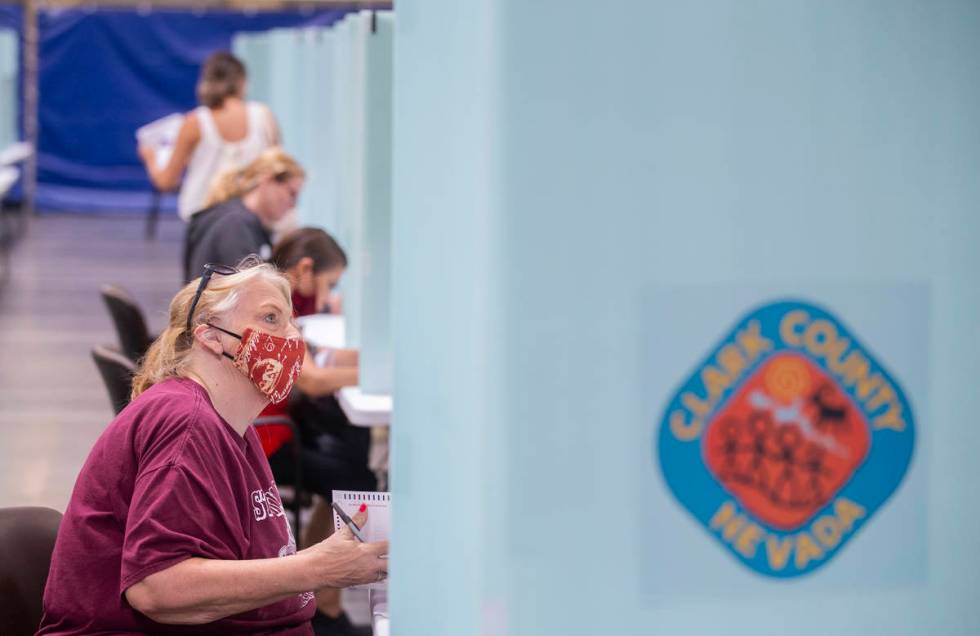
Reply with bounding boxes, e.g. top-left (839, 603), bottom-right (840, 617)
top-left (332, 490), bottom-right (390, 589)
